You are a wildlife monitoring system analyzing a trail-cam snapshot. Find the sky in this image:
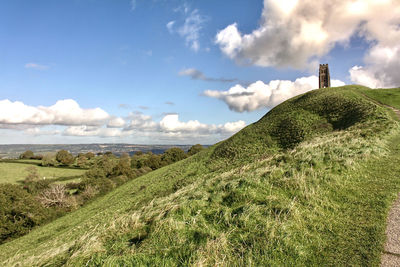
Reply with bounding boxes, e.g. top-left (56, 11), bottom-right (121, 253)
top-left (0, 0), bottom-right (399, 144)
